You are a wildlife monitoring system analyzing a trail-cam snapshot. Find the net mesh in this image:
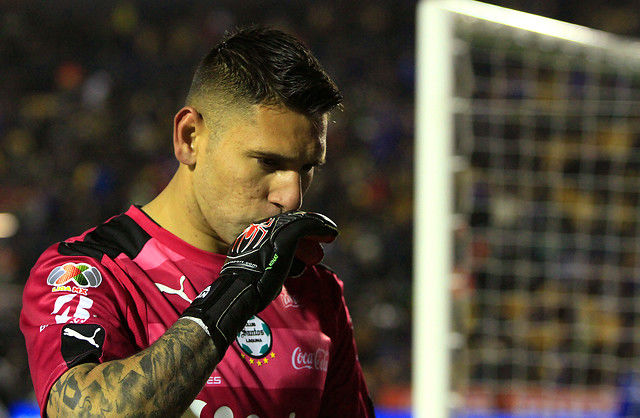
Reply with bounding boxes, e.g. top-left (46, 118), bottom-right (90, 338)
top-left (450, 13), bottom-right (640, 415)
